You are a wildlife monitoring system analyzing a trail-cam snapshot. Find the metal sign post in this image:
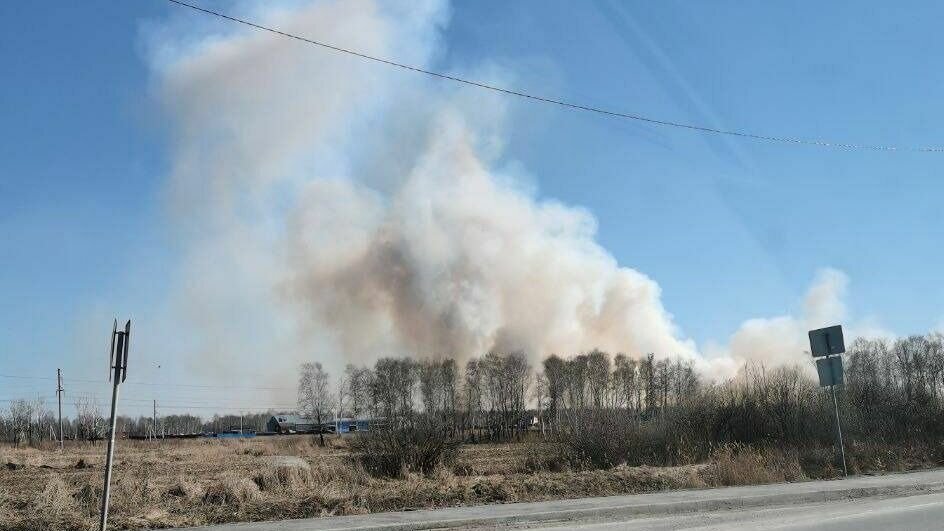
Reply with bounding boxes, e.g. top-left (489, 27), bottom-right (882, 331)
top-left (100, 319), bottom-right (130, 531)
top-left (809, 325), bottom-right (848, 477)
